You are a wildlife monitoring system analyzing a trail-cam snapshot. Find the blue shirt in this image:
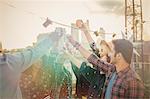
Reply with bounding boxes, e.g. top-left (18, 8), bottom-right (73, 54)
top-left (105, 72), bottom-right (117, 99)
